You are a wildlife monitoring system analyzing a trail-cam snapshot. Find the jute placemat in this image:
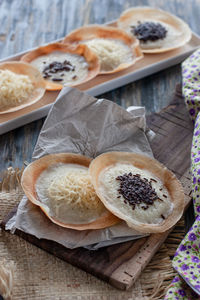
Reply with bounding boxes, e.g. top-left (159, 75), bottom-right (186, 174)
top-left (0, 168), bottom-right (186, 300)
